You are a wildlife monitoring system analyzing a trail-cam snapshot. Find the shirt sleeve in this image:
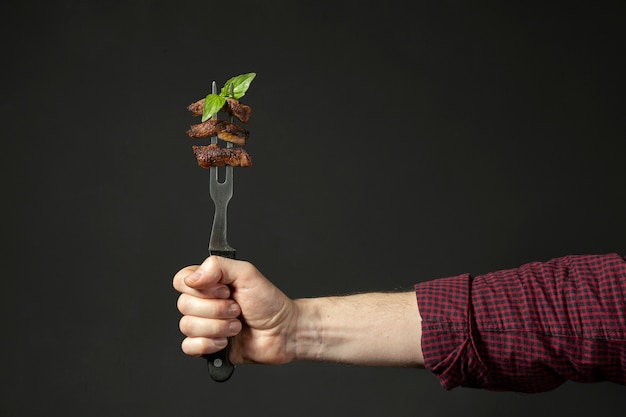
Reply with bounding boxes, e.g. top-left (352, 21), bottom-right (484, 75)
top-left (415, 253), bottom-right (626, 393)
